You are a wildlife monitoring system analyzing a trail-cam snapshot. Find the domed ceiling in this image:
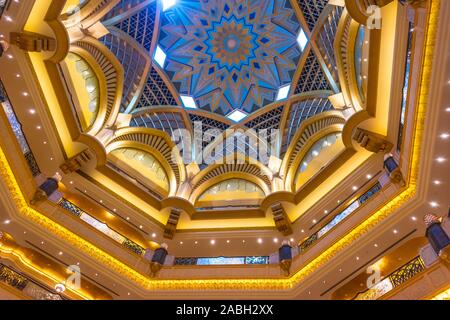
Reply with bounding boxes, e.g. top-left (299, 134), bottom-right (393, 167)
top-left (158, 0), bottom-right (302, 116)
top-left (101, 0), bottom-right (338, 121)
